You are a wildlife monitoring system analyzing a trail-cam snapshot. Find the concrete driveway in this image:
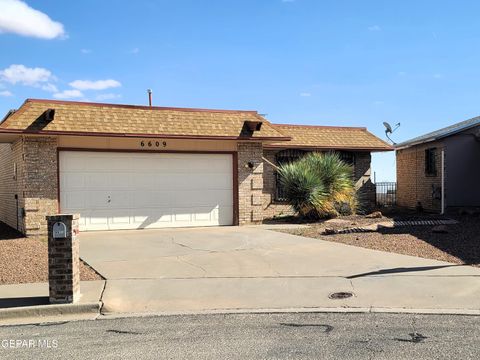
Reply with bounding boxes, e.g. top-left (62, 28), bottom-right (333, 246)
top-left (80, 226), bottom-right (480, 314)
